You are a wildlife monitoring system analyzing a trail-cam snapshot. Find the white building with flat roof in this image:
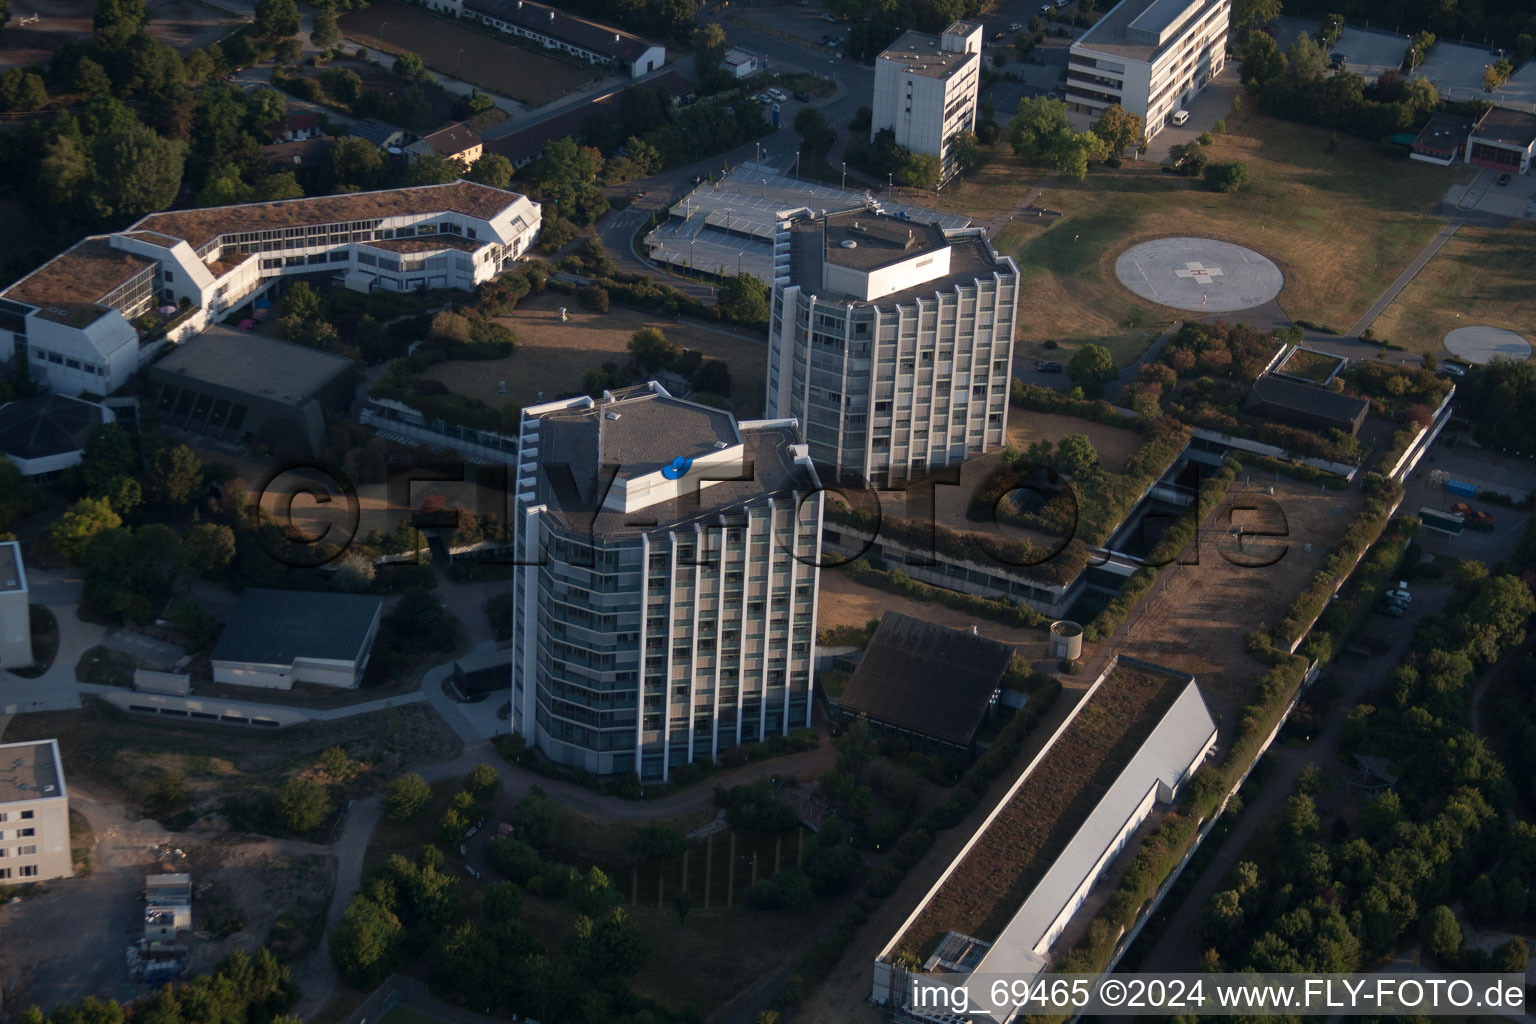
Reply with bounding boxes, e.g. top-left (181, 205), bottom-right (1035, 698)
top-left (871, 20), bottom-right (983, 177)
top-left (0, 541), bottom-right (31, 672)
top-left (0, 738), bottom-right (70, 884)
top-left (1065, 0), bottom-right (1230, 138)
